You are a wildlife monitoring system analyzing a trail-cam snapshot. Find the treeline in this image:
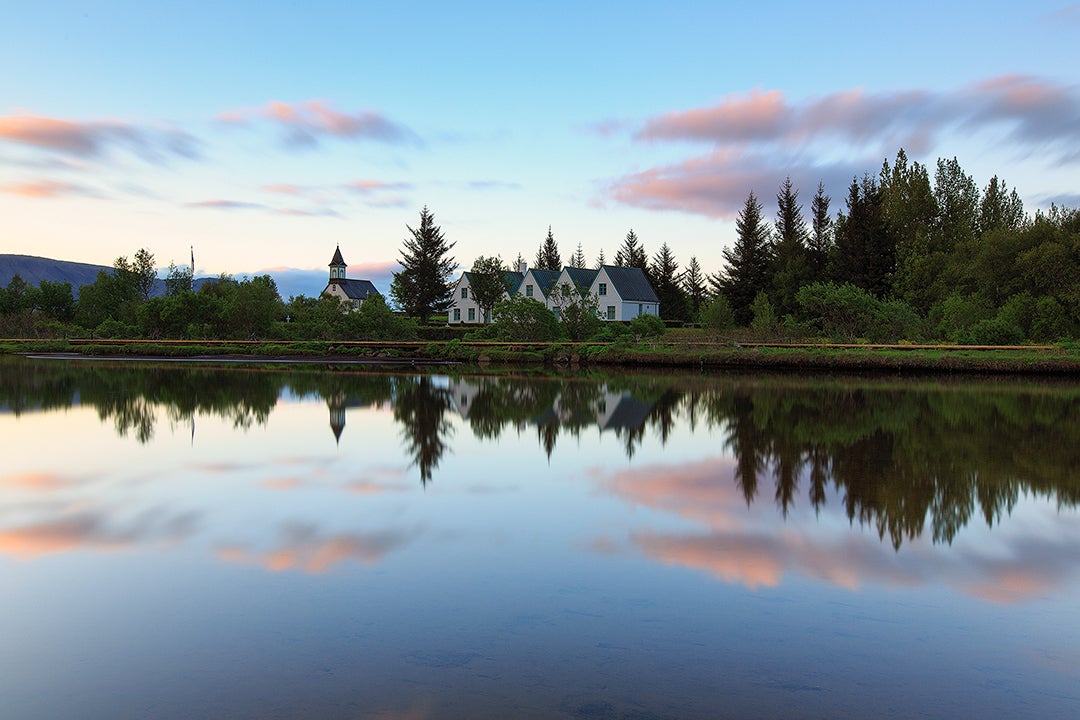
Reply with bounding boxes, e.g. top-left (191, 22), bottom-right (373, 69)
top-left (613, 150), bottom-right (1078, 342)
top-left (0, 251), bottom-right (416, 341)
